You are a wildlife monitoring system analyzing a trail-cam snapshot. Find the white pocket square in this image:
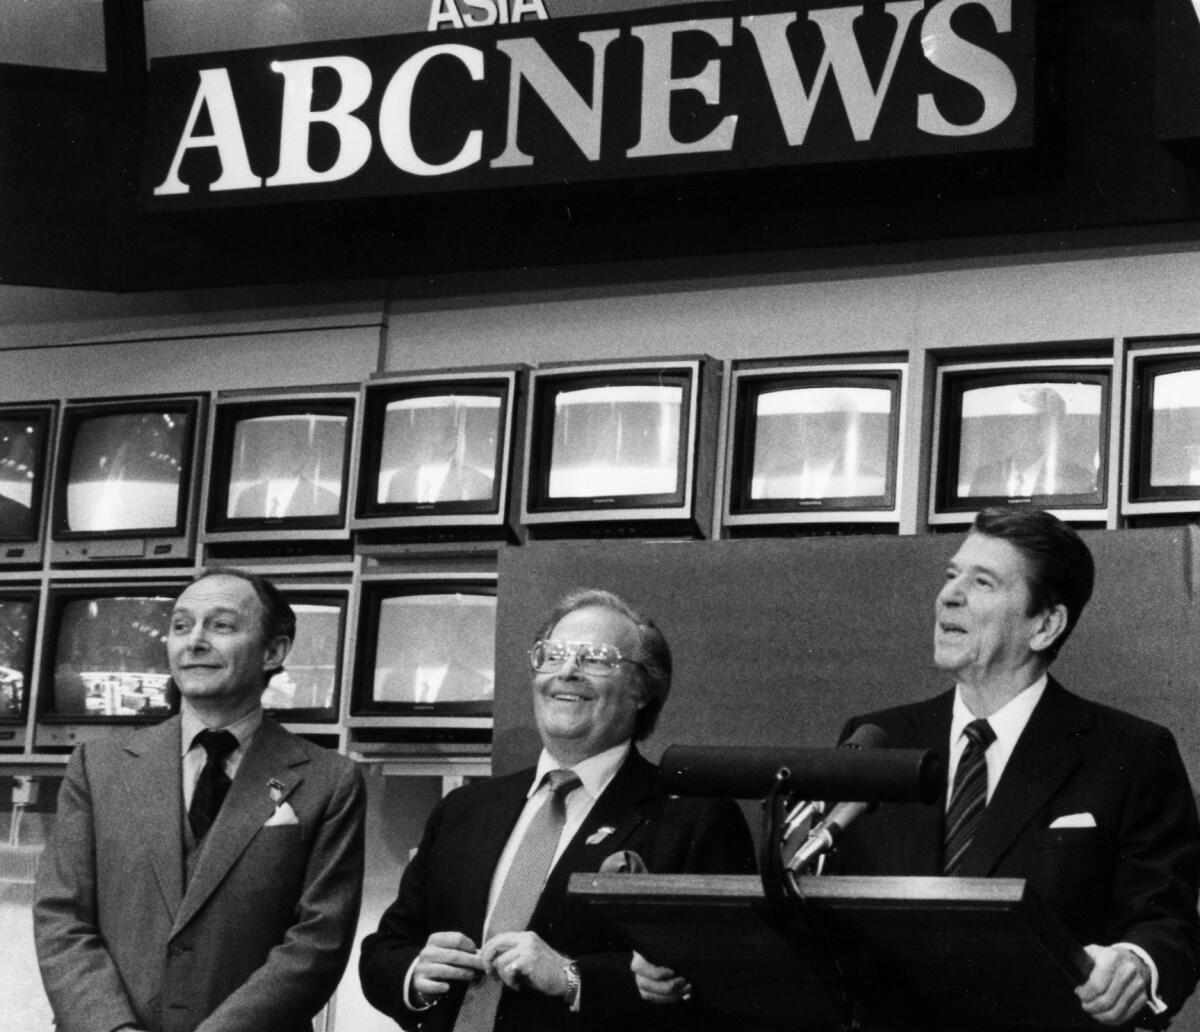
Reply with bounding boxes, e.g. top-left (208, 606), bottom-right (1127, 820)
top-left (264, 801), bottom-right (299, 827)
top-left (1049, 812), bottom-right (1096, 829)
